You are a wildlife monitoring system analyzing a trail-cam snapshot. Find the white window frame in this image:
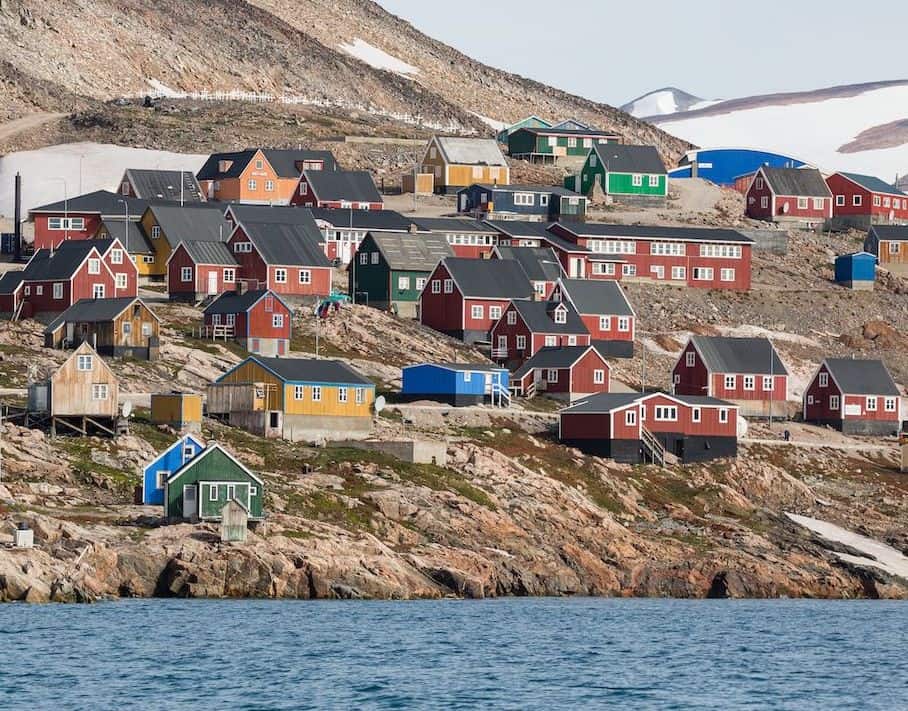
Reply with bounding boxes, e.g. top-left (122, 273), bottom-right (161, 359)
top-left (724, 374), bottom-right (736, 390)
top-left (546, 369), bottom-right (558, 383)
top-left (866, 396), bottom-right (878, 411)
top-left (617, 316), bottom-right (630, 332)
top-left (234, 242), bottom-right (253, 254)
top-left (489, 305), bottom-right (502, 321)
top-left (632, 174), bottom-right (643, 187)
top-left (471, 305), bottom-right (484, 320)
top-left (836, 195), bottom-right (845, 206)
top-left (91, 383), bottom-right (108, 401)
top-left (115, 273), bottom-right (127, 290)
top-left (762, 376), bottom-right (773, 391)
top-left (686, 352), bottom-right (696, 368)
top-left (819, 372), bottom-right (828, 388)
top-left (743, 375), bottom-right (755, 391)
top-left (77, 354), bottom-right (94, 371)
top-left (593, 369), bottom-right (605, 384)
top-left (87, 258), bottom-right (101, 275)
top-left (180, 267), bottom-right (192, 282)
top-left (294, 385), bottom-right (305, 400)
top-left (274, 268), bottom-right (288, 284)
top-left (830, 395), bottom-right (840, 410)
top-left (853, 195), bottom-right (863, 206)
top-left (53, 282), bottom-right (64, 300)
top-left (443, 279), bottom-right (454, 294)
top-left (544, 335), bottom-right (557, 347)
top-left (272, 314), bottom-right (284, 328)
top-left (599, 316), bottom-right (611, 331)
top-left (671, 266), bottom-right (686, 281)
top-left (299, 269), bottom-right (312, 285)
top-left (507, 311), bottom-right (517, 326)
top-left (111, 249), bottom-right (123, 264)
top-left (797, 197), bottom-right (809, 210)
top-left (720, 268), bottom-right (735, 282)
top-left (553, 307), bottom-right (567, 325)
top-left (312, 386), bottom-right (322, 402)
top-left (719, 408), bottom-right (728, 423)
top-left (516, 335), bottom-right (526, 350)
top-left (885, 397), bottom-right (897, 412)
top-left (355, 388), bottom-right (365, 405)
top-left (416, 278), bottom-right (426, 291)
top-left (338, 387), bottom-right (348, 404)
top-left (648, 175), bottom-right (660, 187)
top-left (431, 279), bottom-right (441, 294)
top-left (692, 407), bottom-right (701, 423)
top-left (223, 268), bottom-right (236, 284)
top-left (654, 406), bottom-right (678, 421)
top-left (247, 179), bottom-right (257, 191)
top-left (398, 276), bottom-right (410, 291)
top-left (625, 409), bottom-right (637, 426)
